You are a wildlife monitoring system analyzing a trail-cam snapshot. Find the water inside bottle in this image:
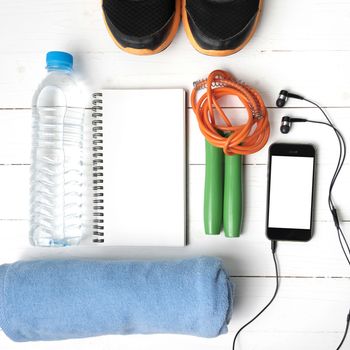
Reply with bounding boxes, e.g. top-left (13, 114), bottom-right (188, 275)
top-left (30, 85), bottom-right (85, 246)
